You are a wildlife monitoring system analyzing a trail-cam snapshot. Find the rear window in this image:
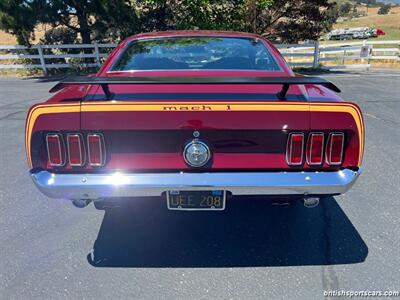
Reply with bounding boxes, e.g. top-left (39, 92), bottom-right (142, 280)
top-left (111, 37), bottom-right (281, 71)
